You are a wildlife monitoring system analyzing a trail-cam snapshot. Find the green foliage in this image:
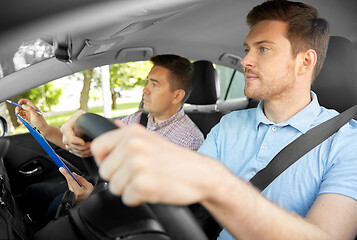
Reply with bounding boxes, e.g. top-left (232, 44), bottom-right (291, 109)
top-left (14, 101), bottom-right (140, 134)
top-left (18, 82), bottom-right (62, 111)
top-left (70, 61), bottom-right (151, 98)
top-left (38, 102), bottom-right (139, 128)
top-left (15, 61), bottom-right (151, 120)
top-left (109, 61), bottom-right (152, 91)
